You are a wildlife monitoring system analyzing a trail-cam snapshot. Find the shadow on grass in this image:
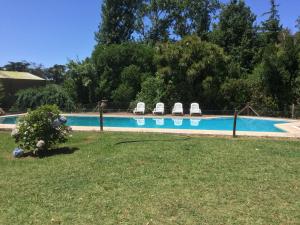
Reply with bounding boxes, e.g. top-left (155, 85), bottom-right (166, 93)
top-left (115, 137), bottom-right (191, 145)
top-left (23, 147), bottom-right (79, 158)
